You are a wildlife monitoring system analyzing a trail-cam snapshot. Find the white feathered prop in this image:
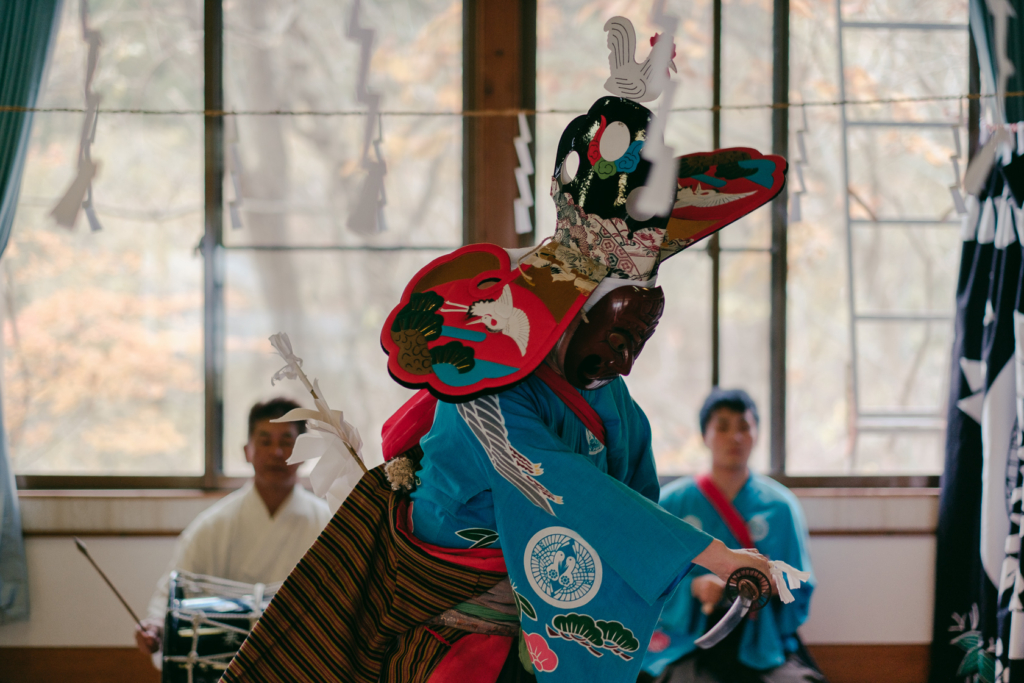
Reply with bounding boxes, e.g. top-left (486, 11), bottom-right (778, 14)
top-left (268, 333), bottom-right (381, 512)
